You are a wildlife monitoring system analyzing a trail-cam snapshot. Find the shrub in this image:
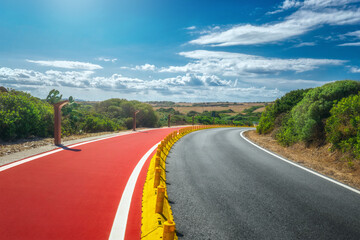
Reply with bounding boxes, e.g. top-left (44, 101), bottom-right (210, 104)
top-left (257, 89), bottom-right (310, 134)
top-left (94, 99), bottom-right (158, 128)
top-left (0, 90), bottom-right (53, 140)
top-left (326, 94), bottom-right (360, 159)
top-left (81, 114), bottom-right (120, 133)
top-left (277, 80), bottom-right (360, 145)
